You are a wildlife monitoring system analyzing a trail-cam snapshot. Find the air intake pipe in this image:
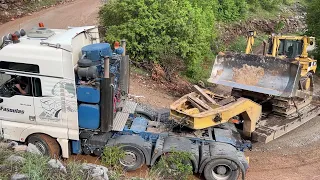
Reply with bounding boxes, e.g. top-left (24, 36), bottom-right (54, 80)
top-left (100, 56), bottom-right (115, 132)
top-left (119, 40), bottom-right (130, 97)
